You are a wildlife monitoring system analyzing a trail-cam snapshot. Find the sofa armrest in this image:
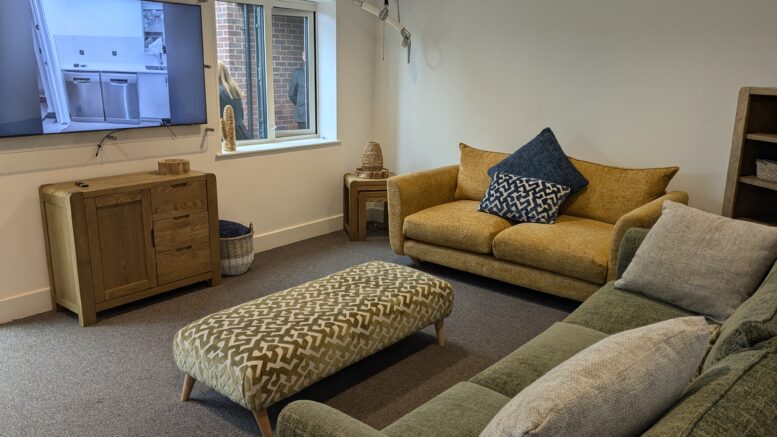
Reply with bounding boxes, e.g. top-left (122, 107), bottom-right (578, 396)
top-left (387, 165), bottom-right (459, 255)
top-left (277, 401), bottom-right (387, 437)
top-left (607, 191), bottom-right (689, 281)
top-left (615, 228), bottom-right (650, 279)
